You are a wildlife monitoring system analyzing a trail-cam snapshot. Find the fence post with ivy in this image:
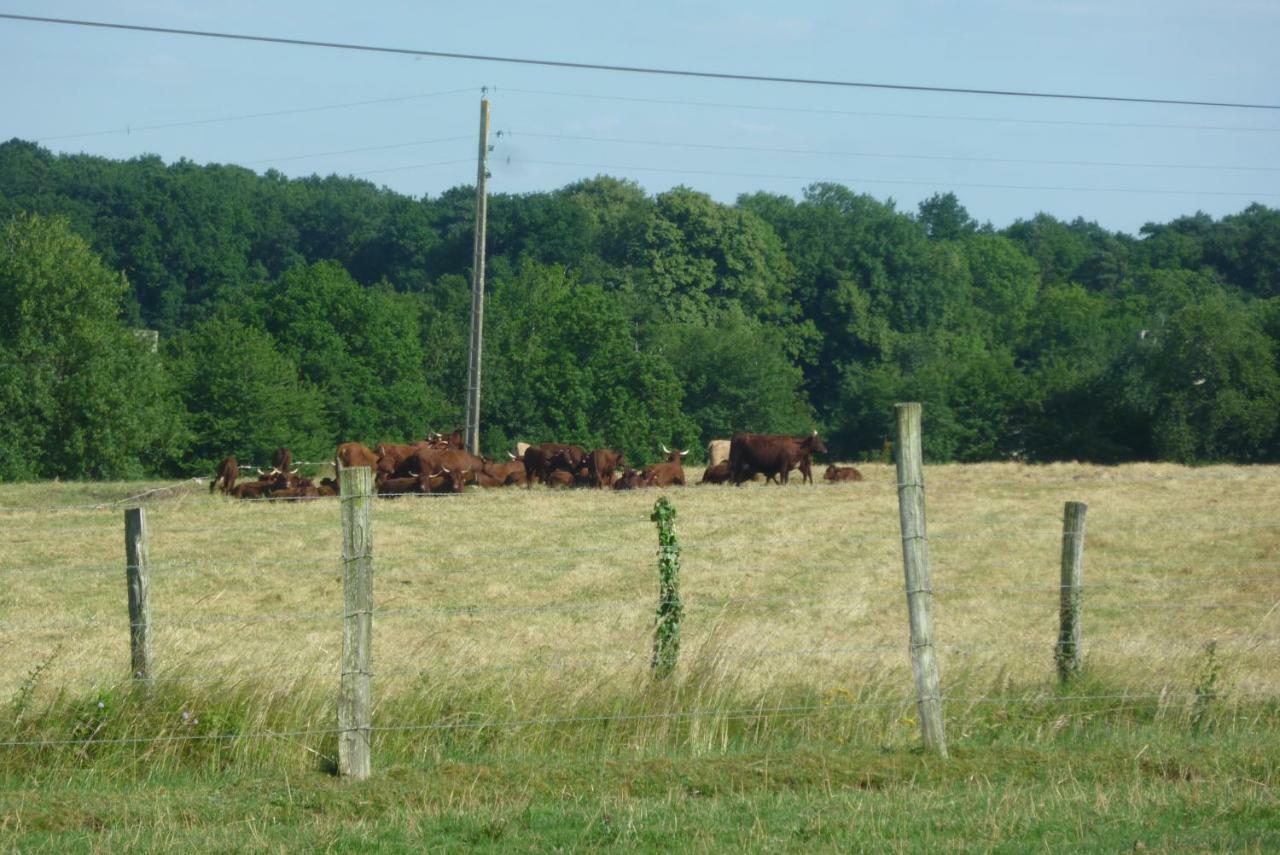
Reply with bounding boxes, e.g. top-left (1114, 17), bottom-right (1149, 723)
top-left (650, 496), bottom-right (683, 679)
